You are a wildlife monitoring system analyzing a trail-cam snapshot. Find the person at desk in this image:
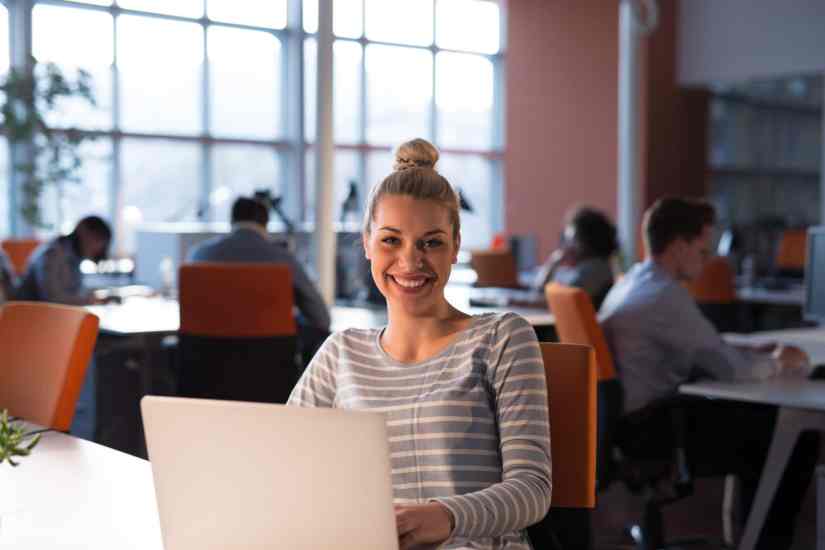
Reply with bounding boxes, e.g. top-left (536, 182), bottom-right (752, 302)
top-left (600, 196), bottom-right (818, 550)
top-left (13, 216), bottom-right (111, 442)
top-left (532, 206), bottom-right (617, 309)
top-left (187, 196), bottom-right (331, 362)
top-left (289, 138), bottom-right (552, 550)
top-left (15, 216), bottom-right (111, 305)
